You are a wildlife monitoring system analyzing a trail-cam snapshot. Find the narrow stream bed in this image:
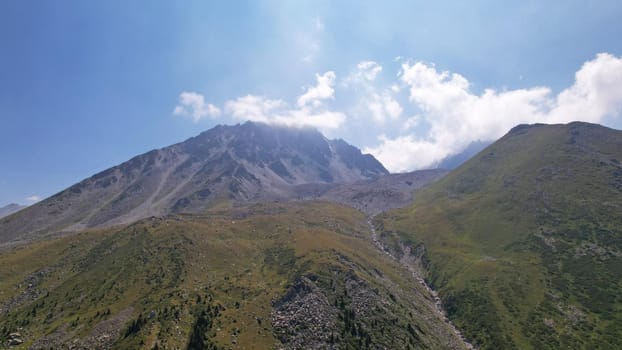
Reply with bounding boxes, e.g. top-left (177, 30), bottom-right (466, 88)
top-left (367, 217), bottom-right (475, 350)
